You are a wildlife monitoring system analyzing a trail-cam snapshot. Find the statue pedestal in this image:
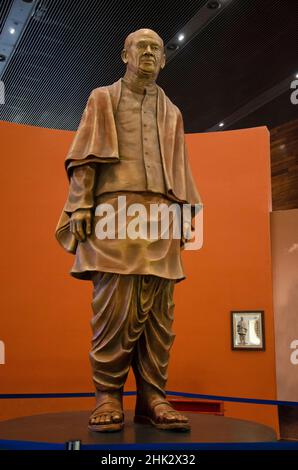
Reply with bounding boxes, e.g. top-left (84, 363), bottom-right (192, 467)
top-left (0, 410), bottom-right (276, 450)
